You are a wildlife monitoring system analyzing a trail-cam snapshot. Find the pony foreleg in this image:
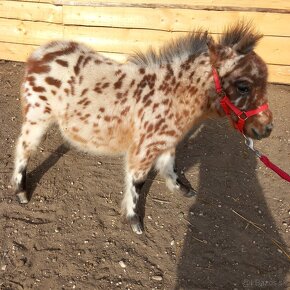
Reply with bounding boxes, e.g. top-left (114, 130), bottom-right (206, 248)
top-left (155, 150), bottom-right (196, 197)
